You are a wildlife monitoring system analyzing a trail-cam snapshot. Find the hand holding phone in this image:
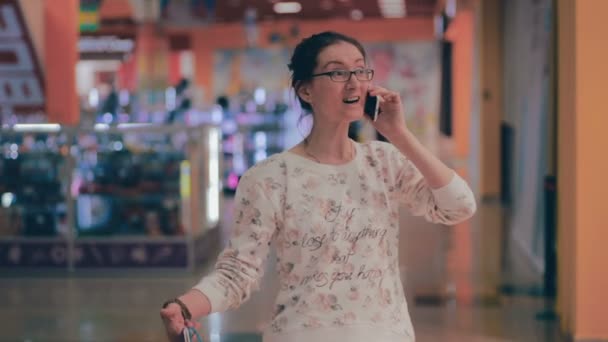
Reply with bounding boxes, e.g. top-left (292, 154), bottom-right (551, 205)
top-left (364, 92), bottom-right (379, 122)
